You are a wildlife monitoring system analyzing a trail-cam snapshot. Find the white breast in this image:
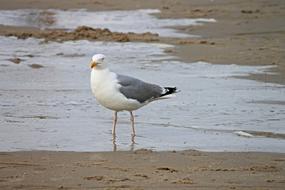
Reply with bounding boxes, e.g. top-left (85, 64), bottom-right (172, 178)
top-left (90, 69), bottom-right (142, 111)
